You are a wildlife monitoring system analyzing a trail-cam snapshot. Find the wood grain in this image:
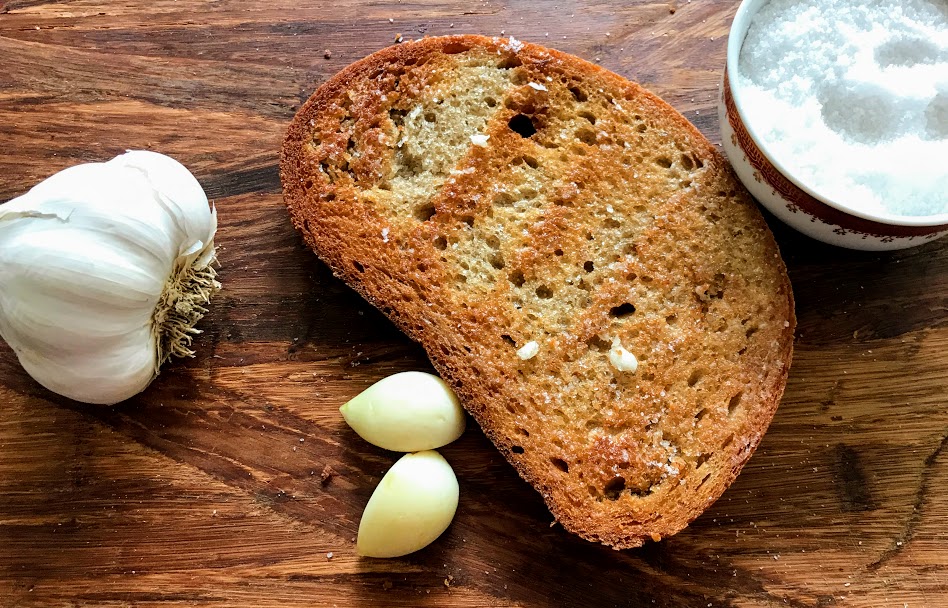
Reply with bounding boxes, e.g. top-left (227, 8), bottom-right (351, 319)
top-left (1, 1), bottom-right (946, 606)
